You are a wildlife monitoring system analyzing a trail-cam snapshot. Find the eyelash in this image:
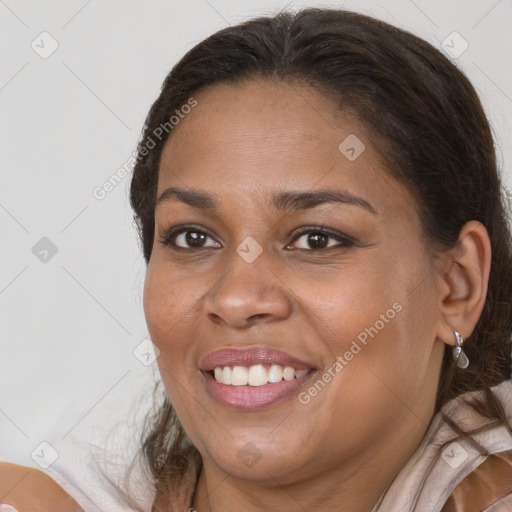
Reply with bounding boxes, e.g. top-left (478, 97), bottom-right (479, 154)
top-left (158, 224), bottom-right (356, 251)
